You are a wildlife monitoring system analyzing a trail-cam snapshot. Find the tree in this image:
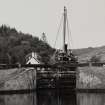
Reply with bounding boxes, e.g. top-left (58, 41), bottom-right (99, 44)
top-left (90, 55), bottom-right (101, 63)
top-left (0, 25), bottom-right (54, 64)
top-left (41, 32), bottom-right (47, 43)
